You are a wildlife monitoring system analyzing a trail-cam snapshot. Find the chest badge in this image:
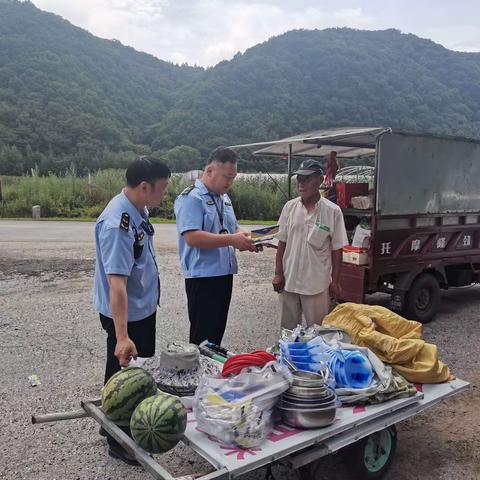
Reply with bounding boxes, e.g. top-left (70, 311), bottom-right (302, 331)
top-left (315, 222), bottom-right (331, 233)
